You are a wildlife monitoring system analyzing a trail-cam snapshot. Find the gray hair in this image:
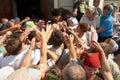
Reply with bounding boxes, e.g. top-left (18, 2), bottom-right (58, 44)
top-left (62, 62), bottom-right (86, 80)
